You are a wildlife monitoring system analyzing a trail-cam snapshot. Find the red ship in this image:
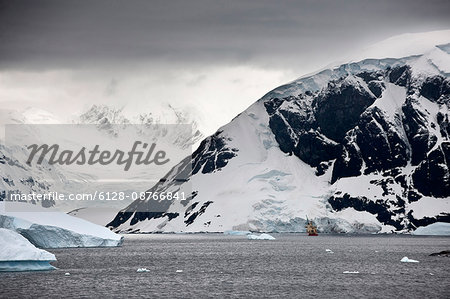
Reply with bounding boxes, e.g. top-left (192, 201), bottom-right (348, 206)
top-left (306, 220), bottom-right (318, 236)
